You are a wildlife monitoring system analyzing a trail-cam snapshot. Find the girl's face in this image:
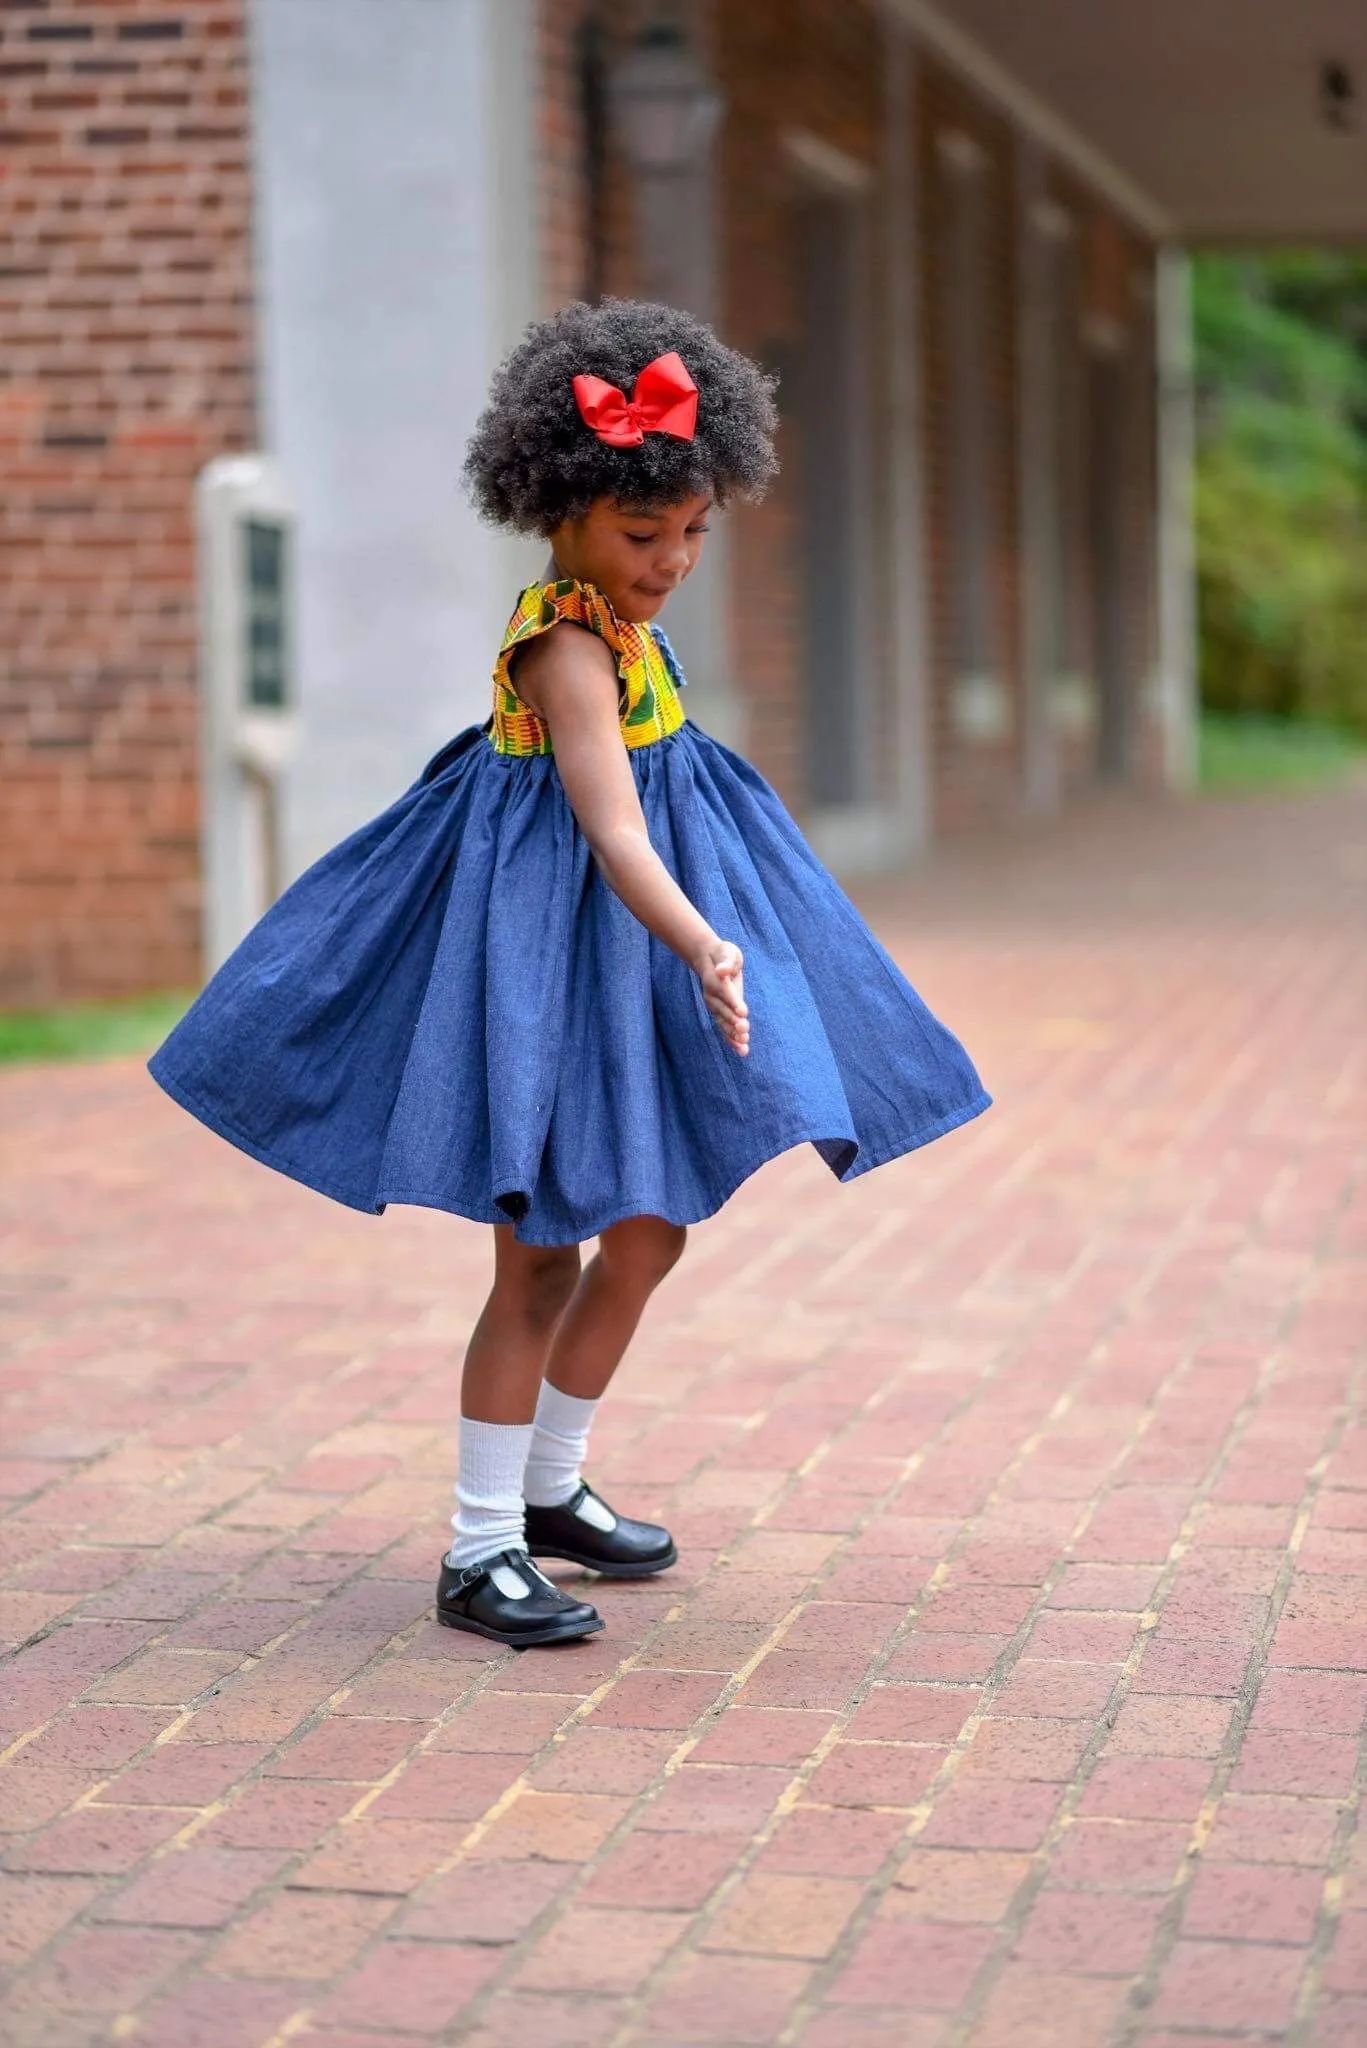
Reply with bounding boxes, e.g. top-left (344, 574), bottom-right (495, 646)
top-left (548, 491), bottom-right (713, 623)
